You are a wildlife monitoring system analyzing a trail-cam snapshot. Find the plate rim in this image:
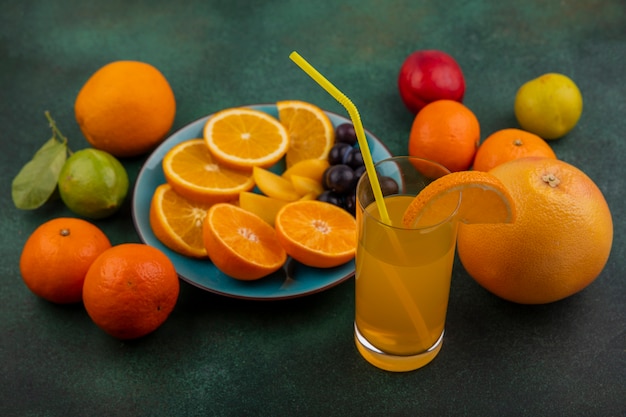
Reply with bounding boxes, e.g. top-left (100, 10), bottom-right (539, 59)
top-left (131, 103), bottom-right (392, 301)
